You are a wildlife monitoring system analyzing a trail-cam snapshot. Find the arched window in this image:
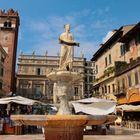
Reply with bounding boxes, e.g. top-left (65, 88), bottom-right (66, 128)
top-left (7, 21), bottom-right (12, 28)
top-left (4, 21), bottom-right (8, 27)
top-left (3, 20), bottom-right (12, 28)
